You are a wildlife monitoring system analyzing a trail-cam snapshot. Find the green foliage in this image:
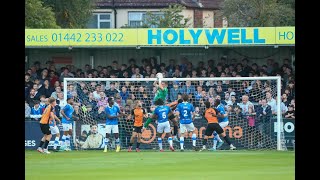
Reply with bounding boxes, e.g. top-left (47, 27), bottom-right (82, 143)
top-left (43, 0), bottom-right (95, 28)
top-left (143, 4), bottom-right (191, 28)
top-left (222, 0), bottom-right (295, 27)
top-left (25, 0), bottom-right (60, 28)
